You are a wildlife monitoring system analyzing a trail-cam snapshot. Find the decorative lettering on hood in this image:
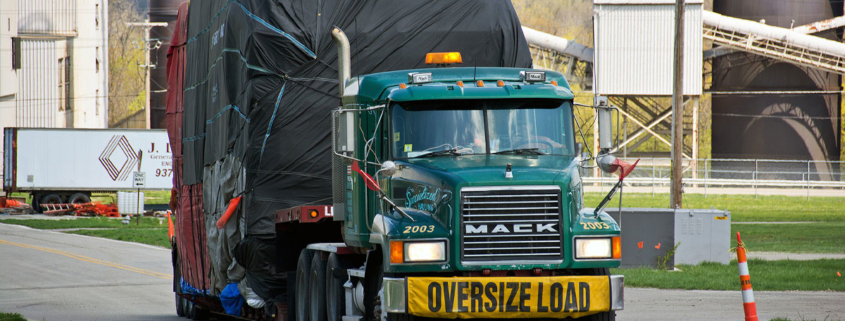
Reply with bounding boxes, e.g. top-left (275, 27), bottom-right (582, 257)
top-left (405, 185), bottom-right (453, 215)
